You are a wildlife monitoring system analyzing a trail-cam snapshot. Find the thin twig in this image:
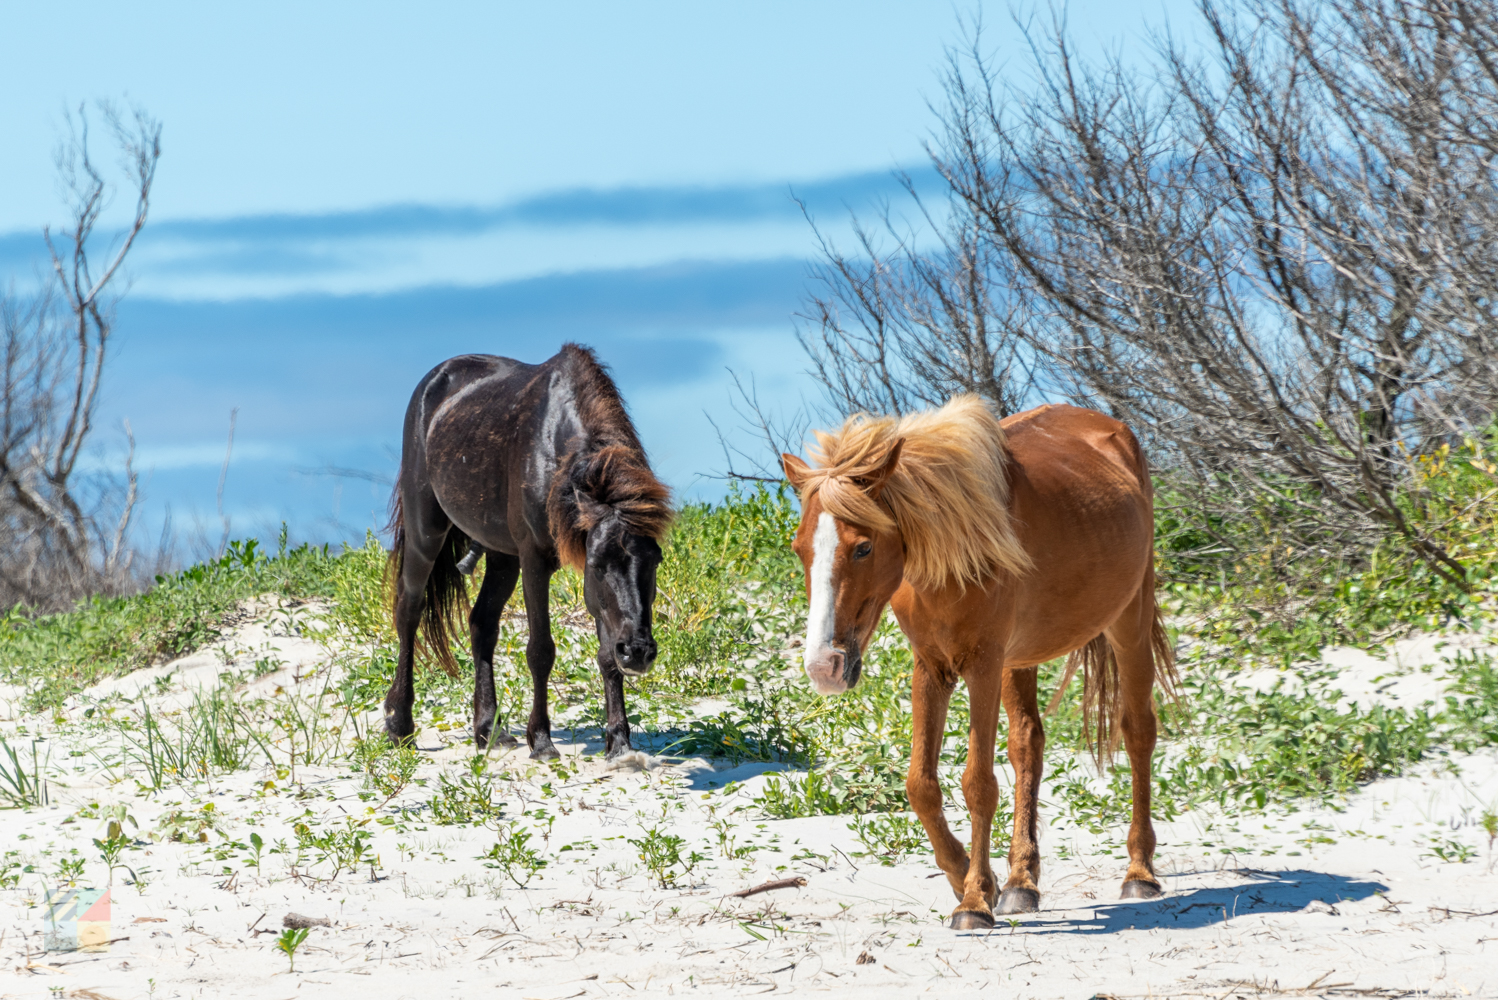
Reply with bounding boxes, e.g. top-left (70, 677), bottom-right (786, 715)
top-left (216, 407), bottom-right (238, 557)
top-left (729, 876), bottom-right (808, 899)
